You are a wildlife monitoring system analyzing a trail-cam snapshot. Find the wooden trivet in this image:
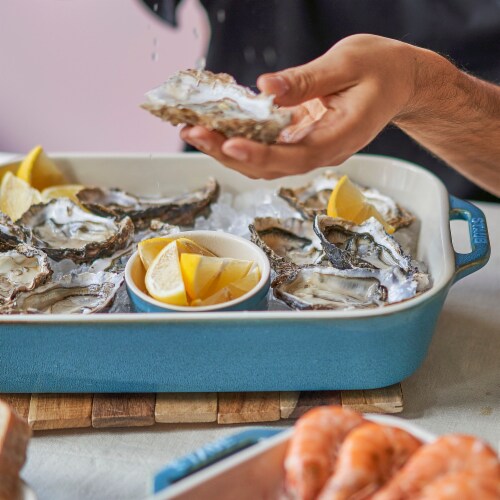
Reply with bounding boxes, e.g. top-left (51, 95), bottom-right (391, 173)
top-left (1, 384), bottom-right (403, 431)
